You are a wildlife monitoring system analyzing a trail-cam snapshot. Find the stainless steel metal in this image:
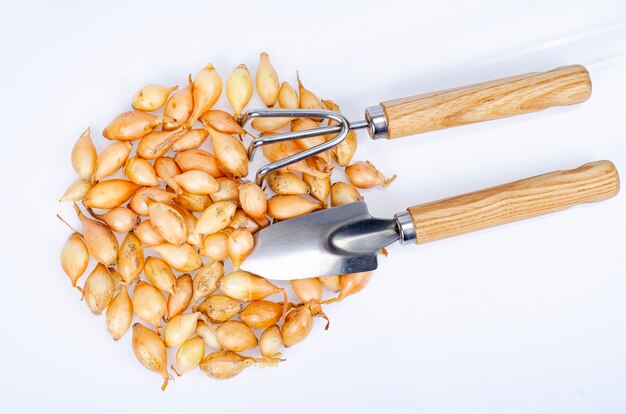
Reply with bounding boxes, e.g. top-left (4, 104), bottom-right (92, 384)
top-left (240, 201), bottom-right (402, 280)
top-left (364, 105), bottom-right (389, 139)
top-left (394, 210), bottom-right (417, 244)
top-left (242, 108), bottom-right (370, 185)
